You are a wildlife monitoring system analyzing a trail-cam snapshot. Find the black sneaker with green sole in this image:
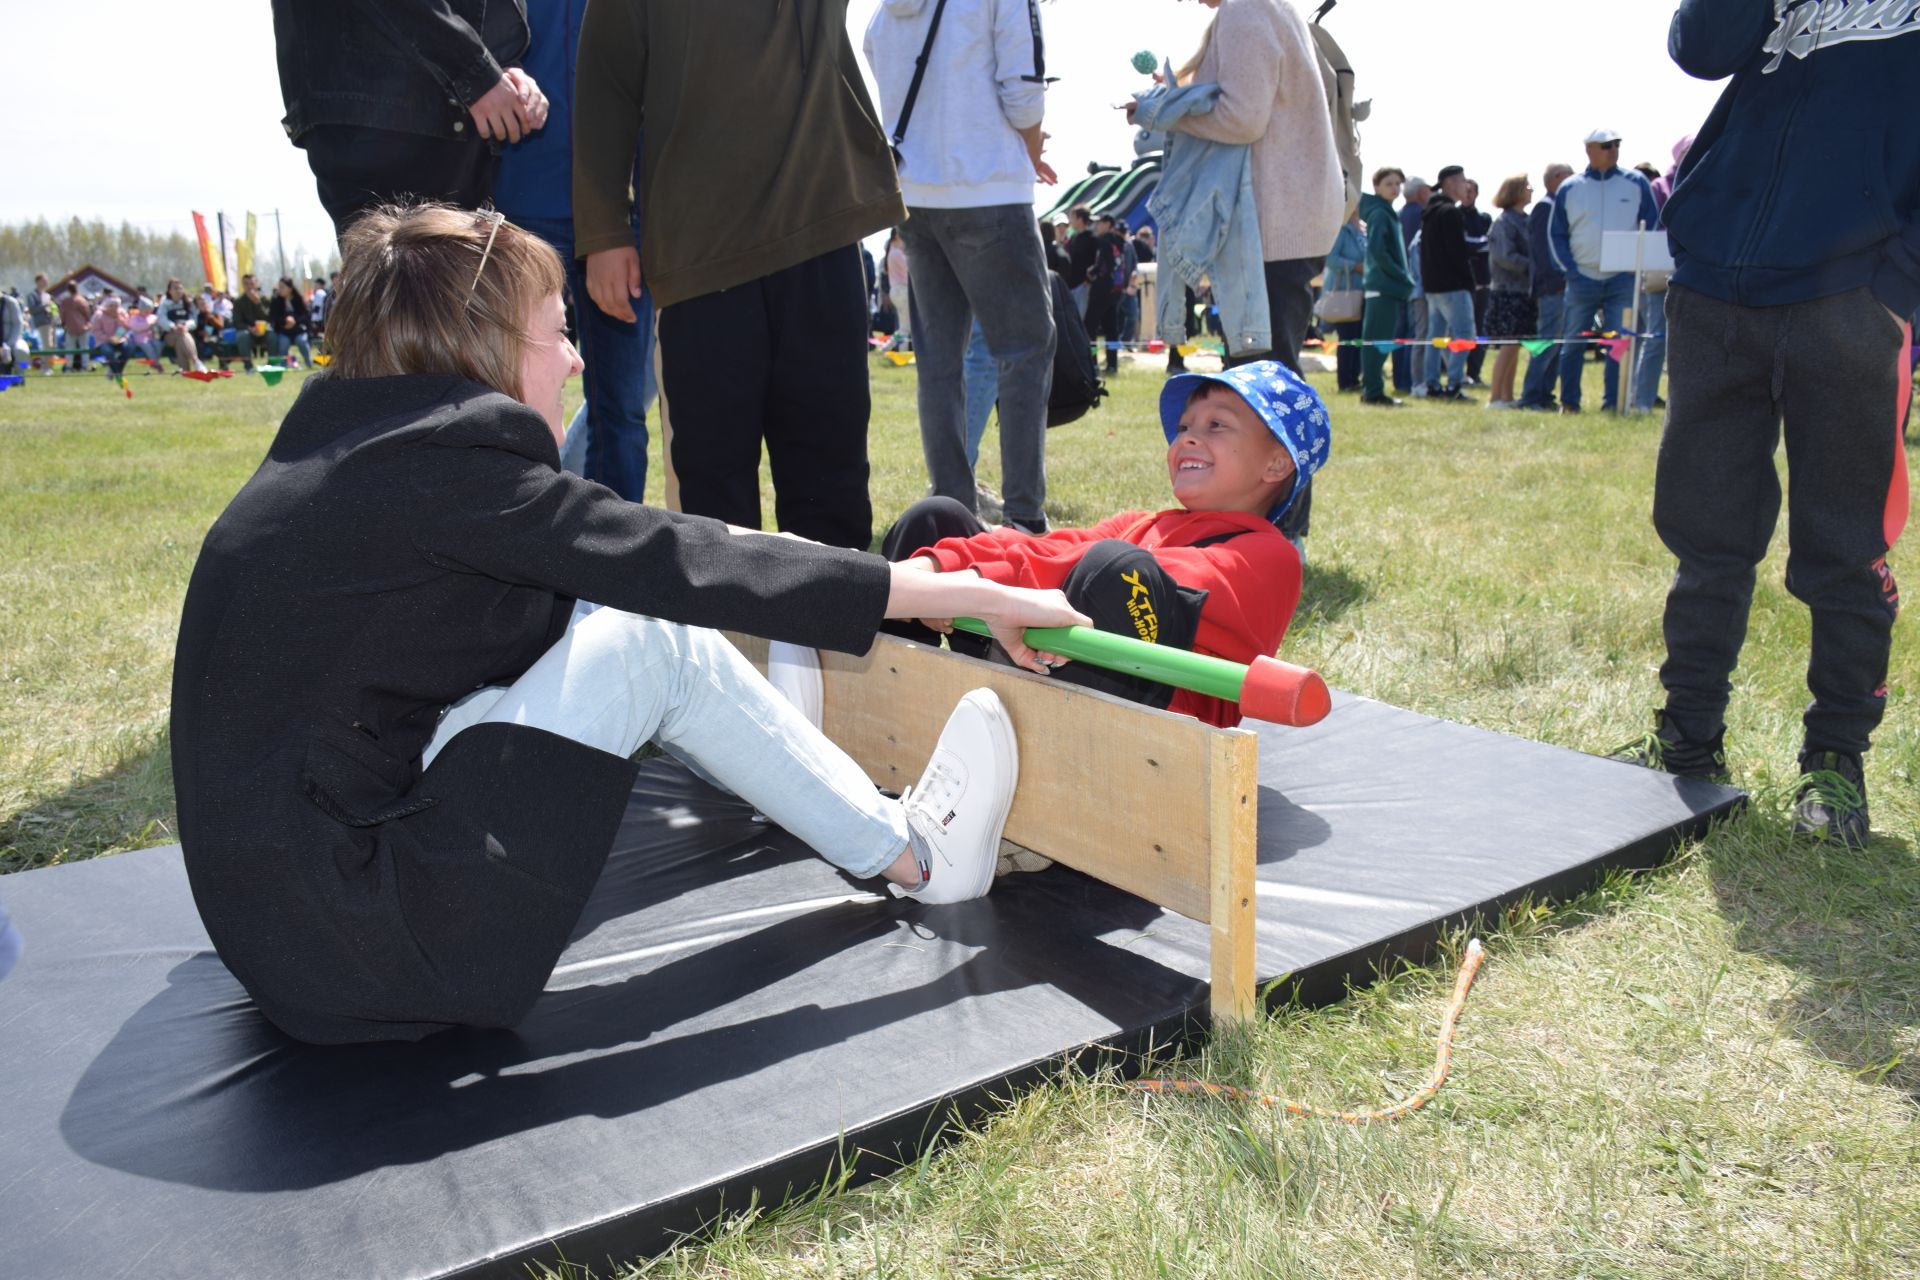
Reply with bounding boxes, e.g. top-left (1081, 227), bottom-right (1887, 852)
top-left (1608, 711), bottom-right (1732, 784)
top-left (1791, 749), bottom-right (1870, 850)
